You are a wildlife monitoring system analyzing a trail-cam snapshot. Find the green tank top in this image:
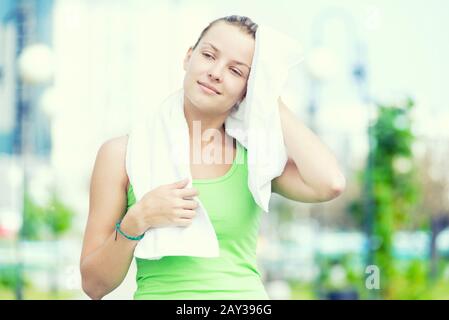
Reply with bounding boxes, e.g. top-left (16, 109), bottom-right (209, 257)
top-left (125, 140), bottom-right (269, 300)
